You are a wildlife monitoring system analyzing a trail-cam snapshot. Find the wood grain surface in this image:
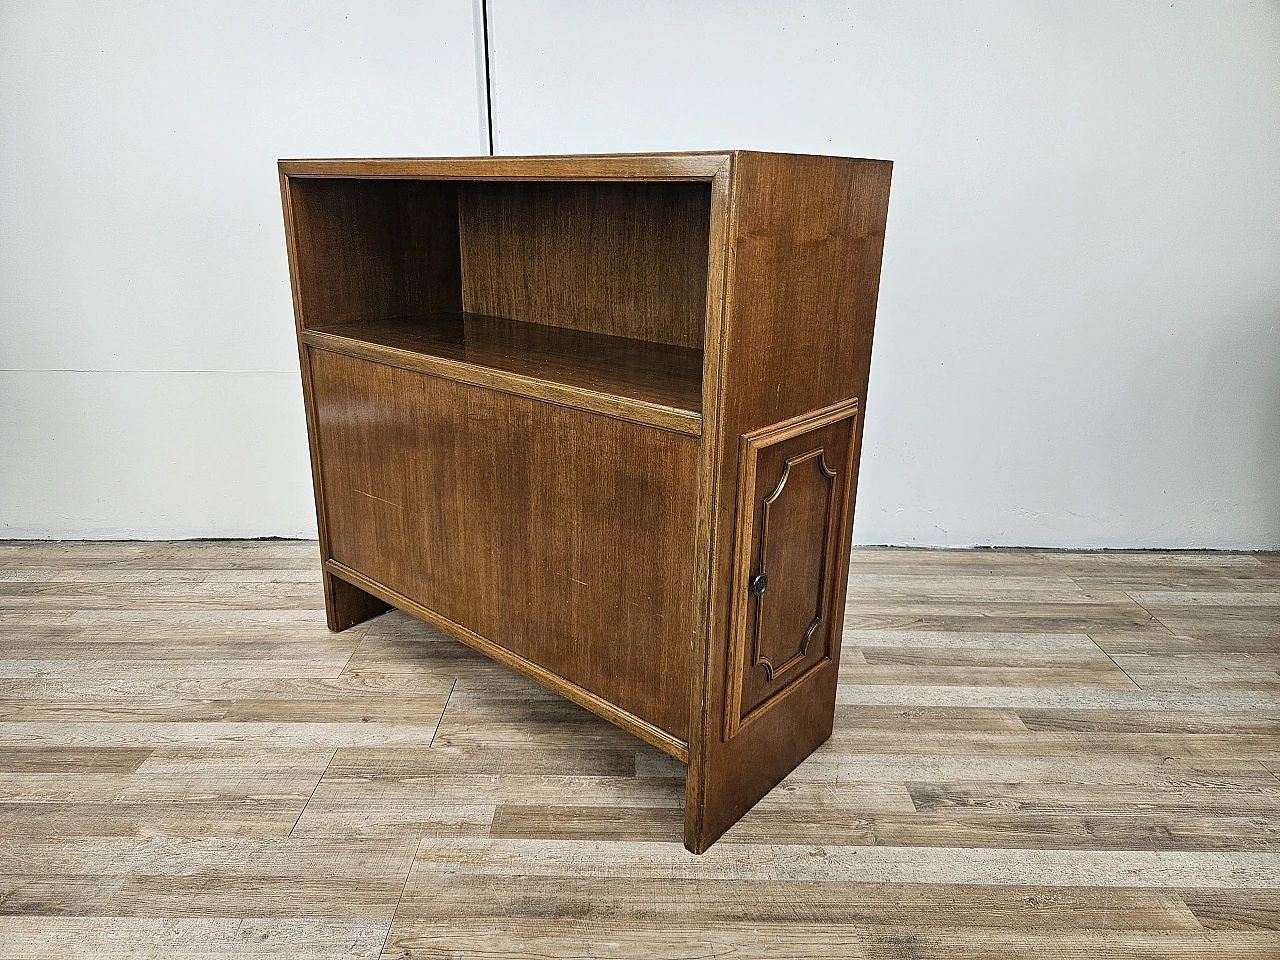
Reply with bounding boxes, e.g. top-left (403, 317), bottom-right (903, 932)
top-left (458, 180), bottom-right (711, 348)
top-left (308, 350), bottom-right (699, 745)
top-left (687, 153), bottom-right (894, 851)
top-left (0, 541), bottom-right (1277, 958)
top-left (278, 153), bottom-right (732, 181)
top-left (302, 312), bottom-right (704, 436)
